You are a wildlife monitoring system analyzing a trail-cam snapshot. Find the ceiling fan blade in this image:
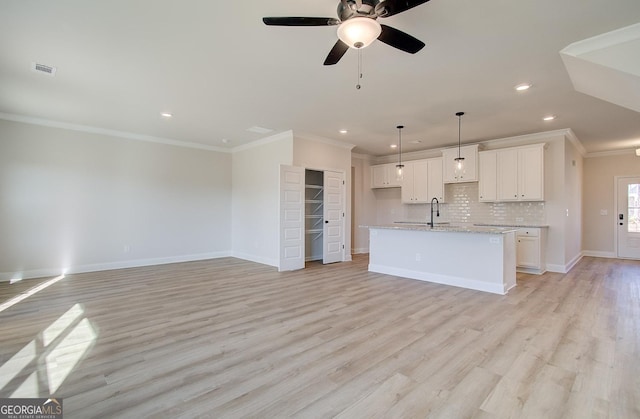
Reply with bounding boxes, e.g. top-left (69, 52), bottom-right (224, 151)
top-left (324, 40), bottom-right (350, 65)
top-left (375, 0), bottom-right (431, 18)
top-left (263, 17), bottom-right (340, 26)
top-left (378, 24), bottom-right (425, 54)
